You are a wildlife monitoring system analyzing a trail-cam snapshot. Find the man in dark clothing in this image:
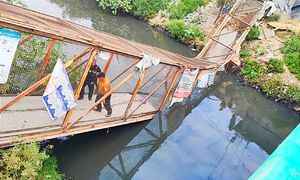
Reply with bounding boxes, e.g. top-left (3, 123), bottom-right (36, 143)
top-left (79, 59), bottom-right (101, 101)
